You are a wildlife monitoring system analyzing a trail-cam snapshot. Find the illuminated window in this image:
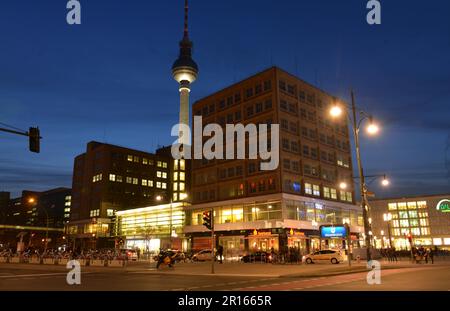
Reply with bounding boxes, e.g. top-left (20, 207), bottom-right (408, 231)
top-left (157, 161), bottom-right (162, 167)
top-left (411, 227), bottom-right (420, 235)
top-left (444, 238), bottom-right (450, 245)
top-left (393, 228), bottom-right (400, 236)
top-left (419, 218), bottom-right (429, 226)
top-left (408, 210), bottom-right (418, 218)
top-left (173, 172), bottom-right (178, 181)
top-left (410, 219), bottom-right (419, 226)
top-left (400, 219), bottom-right (409, 227)
top-left (127, 155), bottom-right (133, 162)
top-left (92, 174), bottom-right (102, 183)
top-left (417, 201), bottom-right (427, 209)
top-left (330, 188), bottom-right (337, 199)
top-left (162, 162), bottom-right (168, 168)
top-left (180, 159), bottom-right (185, 170)
top-left (345, 192), bottom-right (352, 202)
top-left (433, 238), bottom-right (442, 245)
top-left (156, 182), bottom-right (161, 188)
top-left (162, 172), bottom-right (167, 179)
top-left (116, 175), bottom-right (123, 183)
top-left (313, 185), bottom-right (320, 196)
top-left (126, 177), bottom-right (132, 184)
top-left (109, 174), bottom-right (116, 182)
top-left (64, 208), bottom-right (71, 213)
top-left (388, 203), bottom-right (397, 210)
top-left (419, 212), bottom-right (428, 218)
top-left (397, 202), bottom-right (407, 210)
top-left (157, 171), bottom-right (162, 178)
top-left (173, 193), bottom-right (178, 201)
top-left (90, 209), bottom-right (100, 217)
top-left (106, 209), bottom-right (115, 217)
top-left (148, 180), bottom-right (153, 187)
top-left (133, 178), bottom-right (138, 185)
top-left (174, 183), bottom-right (178, 191)
top-left (162, 183), bottom-right (167, 189)
top-left (407, 202), bottom-right (417, 209)
top-left (134, 156), bottom-right (139, 163)
top-left (323, 187), bottom-right (330, 198)
top-left (179, 182), bottom-right (185, 191)
top-left (393, 220), bottom-right (399, 227)
top-left (421, 227), bottom-right (430, 235)
top-left (399, 211), bottom-right (408, 219)
top-left (305, 183), bottom-right (312, 195)
top-left (142, 180), bottom-right (148, 186)
top-left (180, 172), bottom-right (185, 181)
top-left (143, 158), bottom-right (148, 165)
top-left (174, 160), bottom-right (179, 170)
